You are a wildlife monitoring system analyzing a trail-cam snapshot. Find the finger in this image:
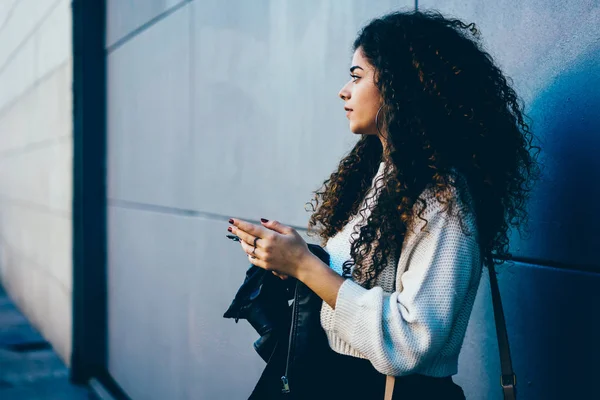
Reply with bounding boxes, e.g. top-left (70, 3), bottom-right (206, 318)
top-left (230, 218), bottom-right (273, 241)
top-left (272, 271), bottom-right (289, 280)
top-left (232, 227), bottom-right (261, 249)
top-left (260, 219), bottom-right (292, 235)
top-left (248, 254), bottom-right (266, 269)
top-left (240, 240), bottom-right (266, 259)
